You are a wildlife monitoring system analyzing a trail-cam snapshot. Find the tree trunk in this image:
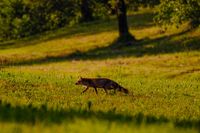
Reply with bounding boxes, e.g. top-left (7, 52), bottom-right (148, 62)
top-left (116, 0), bottom-right (135, 44)
top-left (80, 0), bottom-right (93, 22)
